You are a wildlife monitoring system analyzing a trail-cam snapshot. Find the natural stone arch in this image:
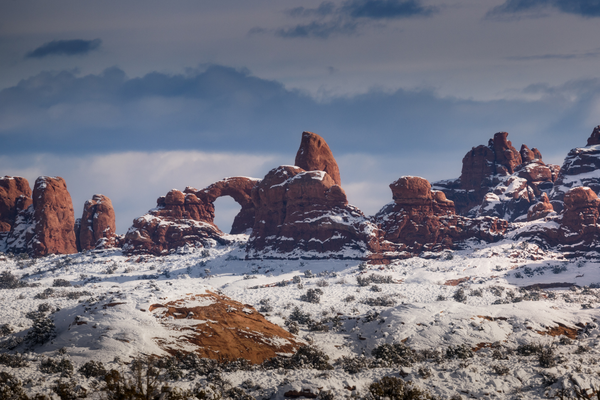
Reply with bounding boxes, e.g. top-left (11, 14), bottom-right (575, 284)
top-left (198, 177), bottom-right (260, 234)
